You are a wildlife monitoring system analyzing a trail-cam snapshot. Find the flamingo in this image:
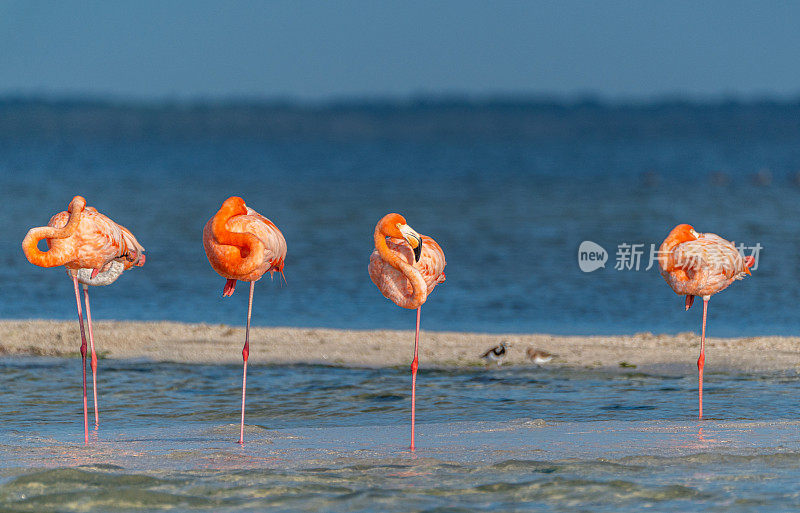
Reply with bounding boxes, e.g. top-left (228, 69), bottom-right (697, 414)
top-left (202, 196), bottom-right (286, 444)
top-left (369, 213), bottom-right (446, 451)
top-left (21, 195), bottom-right (145, 443)
top-left (658, 224), bottom-right (754, 419)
